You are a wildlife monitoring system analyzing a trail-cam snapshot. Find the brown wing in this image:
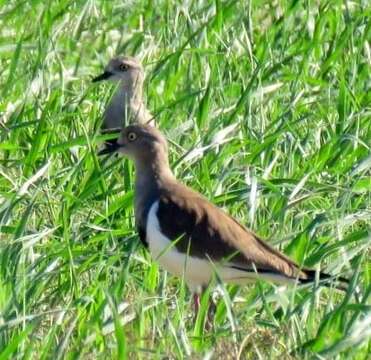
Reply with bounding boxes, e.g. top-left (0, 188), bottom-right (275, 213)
top-left (156, 182), bottom-right (308, 280)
